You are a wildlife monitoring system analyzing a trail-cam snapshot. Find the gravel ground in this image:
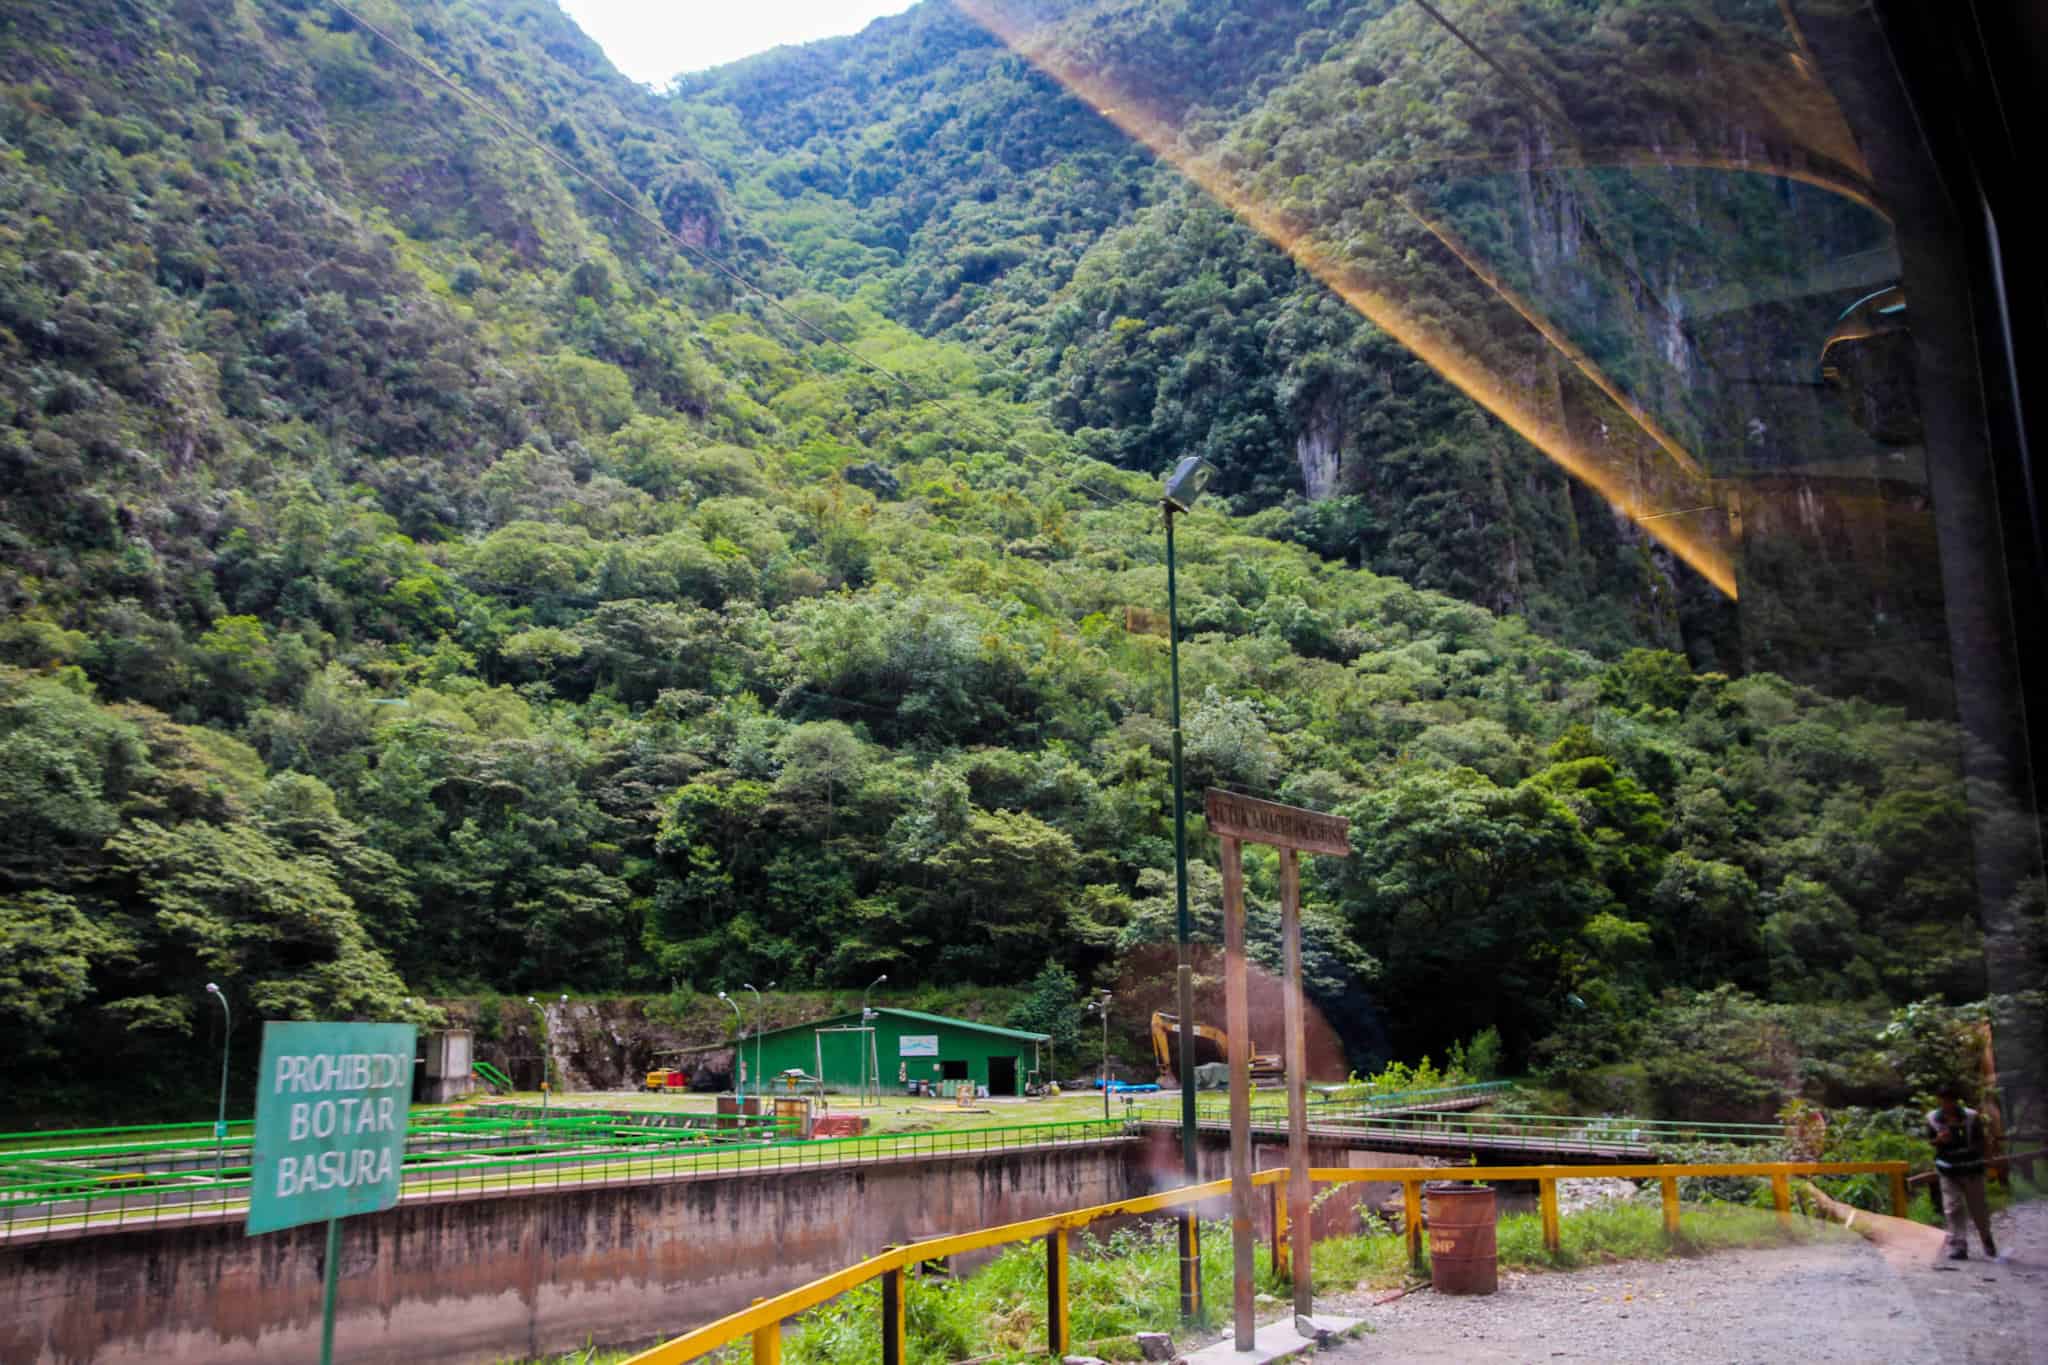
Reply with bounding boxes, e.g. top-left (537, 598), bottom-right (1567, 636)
top-left (1312, 1200), bottom-right (2047, 1364)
